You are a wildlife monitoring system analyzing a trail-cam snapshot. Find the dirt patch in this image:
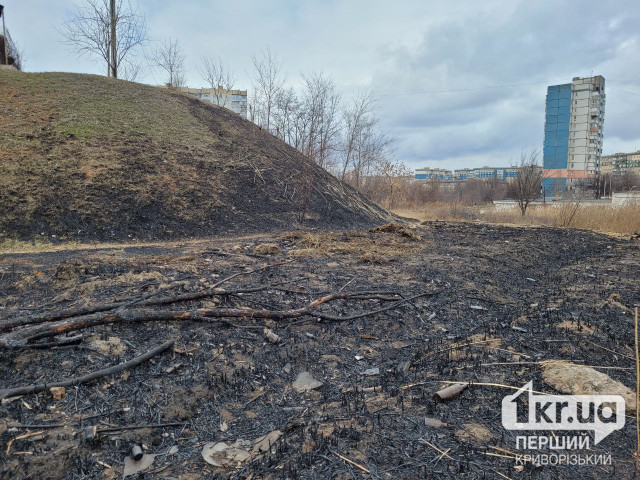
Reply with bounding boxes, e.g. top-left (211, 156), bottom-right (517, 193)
top-left (455, 423), bottom-right (494, 444)
top-left (556, 319), bottom-right (596, 334)
top-left (542, 361), bottom-right (636, 413)
top-left (465, 333), bottom-right (502, 349)
top-left (5, 428), bottom-right (77, 480)
top-left (163, 385), bottom-right (212, 420)
top-left (90, 336), bottom-right (127, 355)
